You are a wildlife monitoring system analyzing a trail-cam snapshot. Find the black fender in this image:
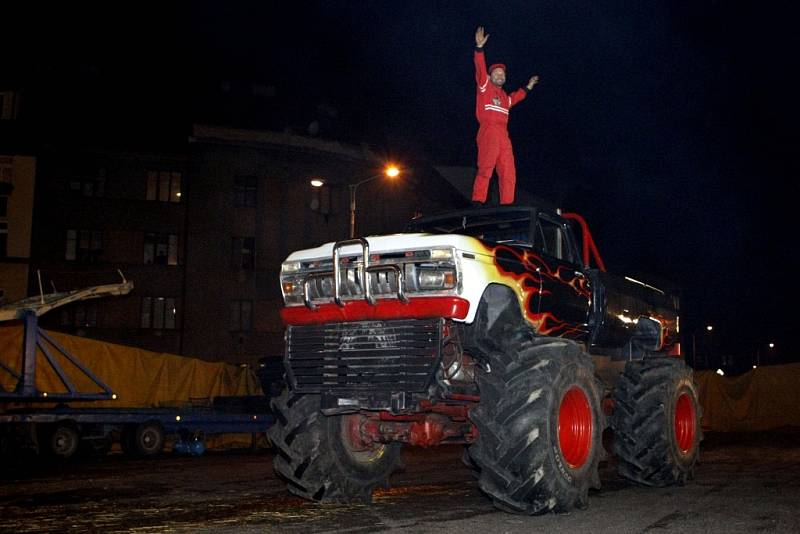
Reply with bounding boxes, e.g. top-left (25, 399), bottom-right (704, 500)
top-left (463, 283), bottom-right (527, 359)
top-left (614, 316), bottom-right (664, 361)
